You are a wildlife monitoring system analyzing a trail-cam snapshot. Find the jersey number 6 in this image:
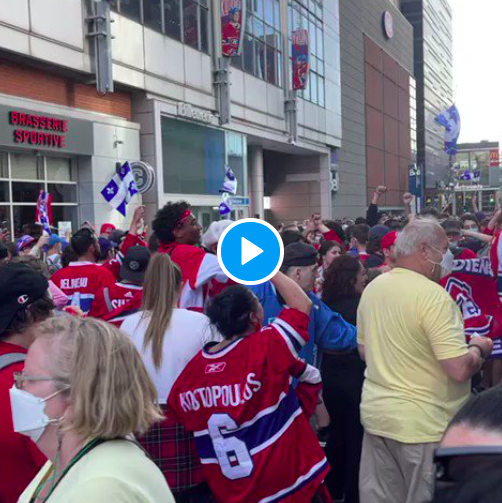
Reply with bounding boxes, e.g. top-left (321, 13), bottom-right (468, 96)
top-left (208, 413), bottom-right (254, 480)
